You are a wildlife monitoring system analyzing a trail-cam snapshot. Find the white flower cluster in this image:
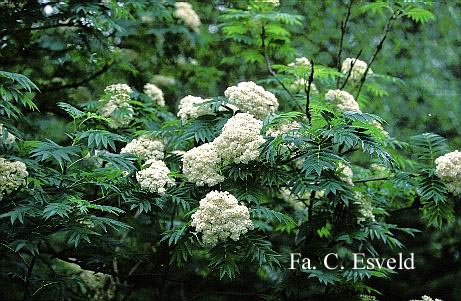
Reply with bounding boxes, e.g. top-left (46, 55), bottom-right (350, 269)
top-left (354, 192), bottom-right (375, 224)
top-left (143, 83), bottom-right (165, 106)
top-left (182, 143), bottom-right (224, 186)
top-left (255, 0), bottom-right (280, 6)
top-left (173, 2), bottom-right (201, 32)
top-left (409, 296), bottom-right (443, 301)
top-left (325, 89), bottom-right (361, 112)
top-left (191, 191), bottom-right (253, 247)
top-left (136, 159), bottom-right (175, 195)
top-left (266, 121), bottom-right (301, 137)
top-left (291, 78), bottom-right (318, 94)
top-left (288, 57), bottom-right (311, 68)
top-left (0, 158), bottom-right (28, 201)
top-left (279, 188), bottom-right (324, 211)
top-left (152, 75), bottom-right (176, 86)
top-left (0, 124), bottom-right (15, 144)
top-left (341, 58), bottom-right (371, 81)
top-left (337, 162), bottom-right (354, 185)
top-left (177, 95), bottom-right (212, 123)
top-left (121, 136), bottom-right (164, 161)
top-left (435, 150), bottom-right (461, 195)
top-left (224, 81), bottom-right (279, 120)
top-left (99, 84), bottom-right (134, 129)
top-left (214, 113), bottom-right (266, 164)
